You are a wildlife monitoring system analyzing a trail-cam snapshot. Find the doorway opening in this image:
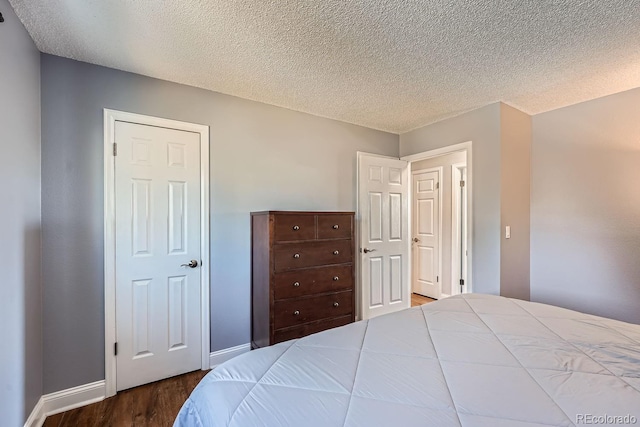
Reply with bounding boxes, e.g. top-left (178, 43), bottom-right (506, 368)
top-left (408, 150), bottom-right (468, 301)
top-left (356, 142), bottom-right (472, 320)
